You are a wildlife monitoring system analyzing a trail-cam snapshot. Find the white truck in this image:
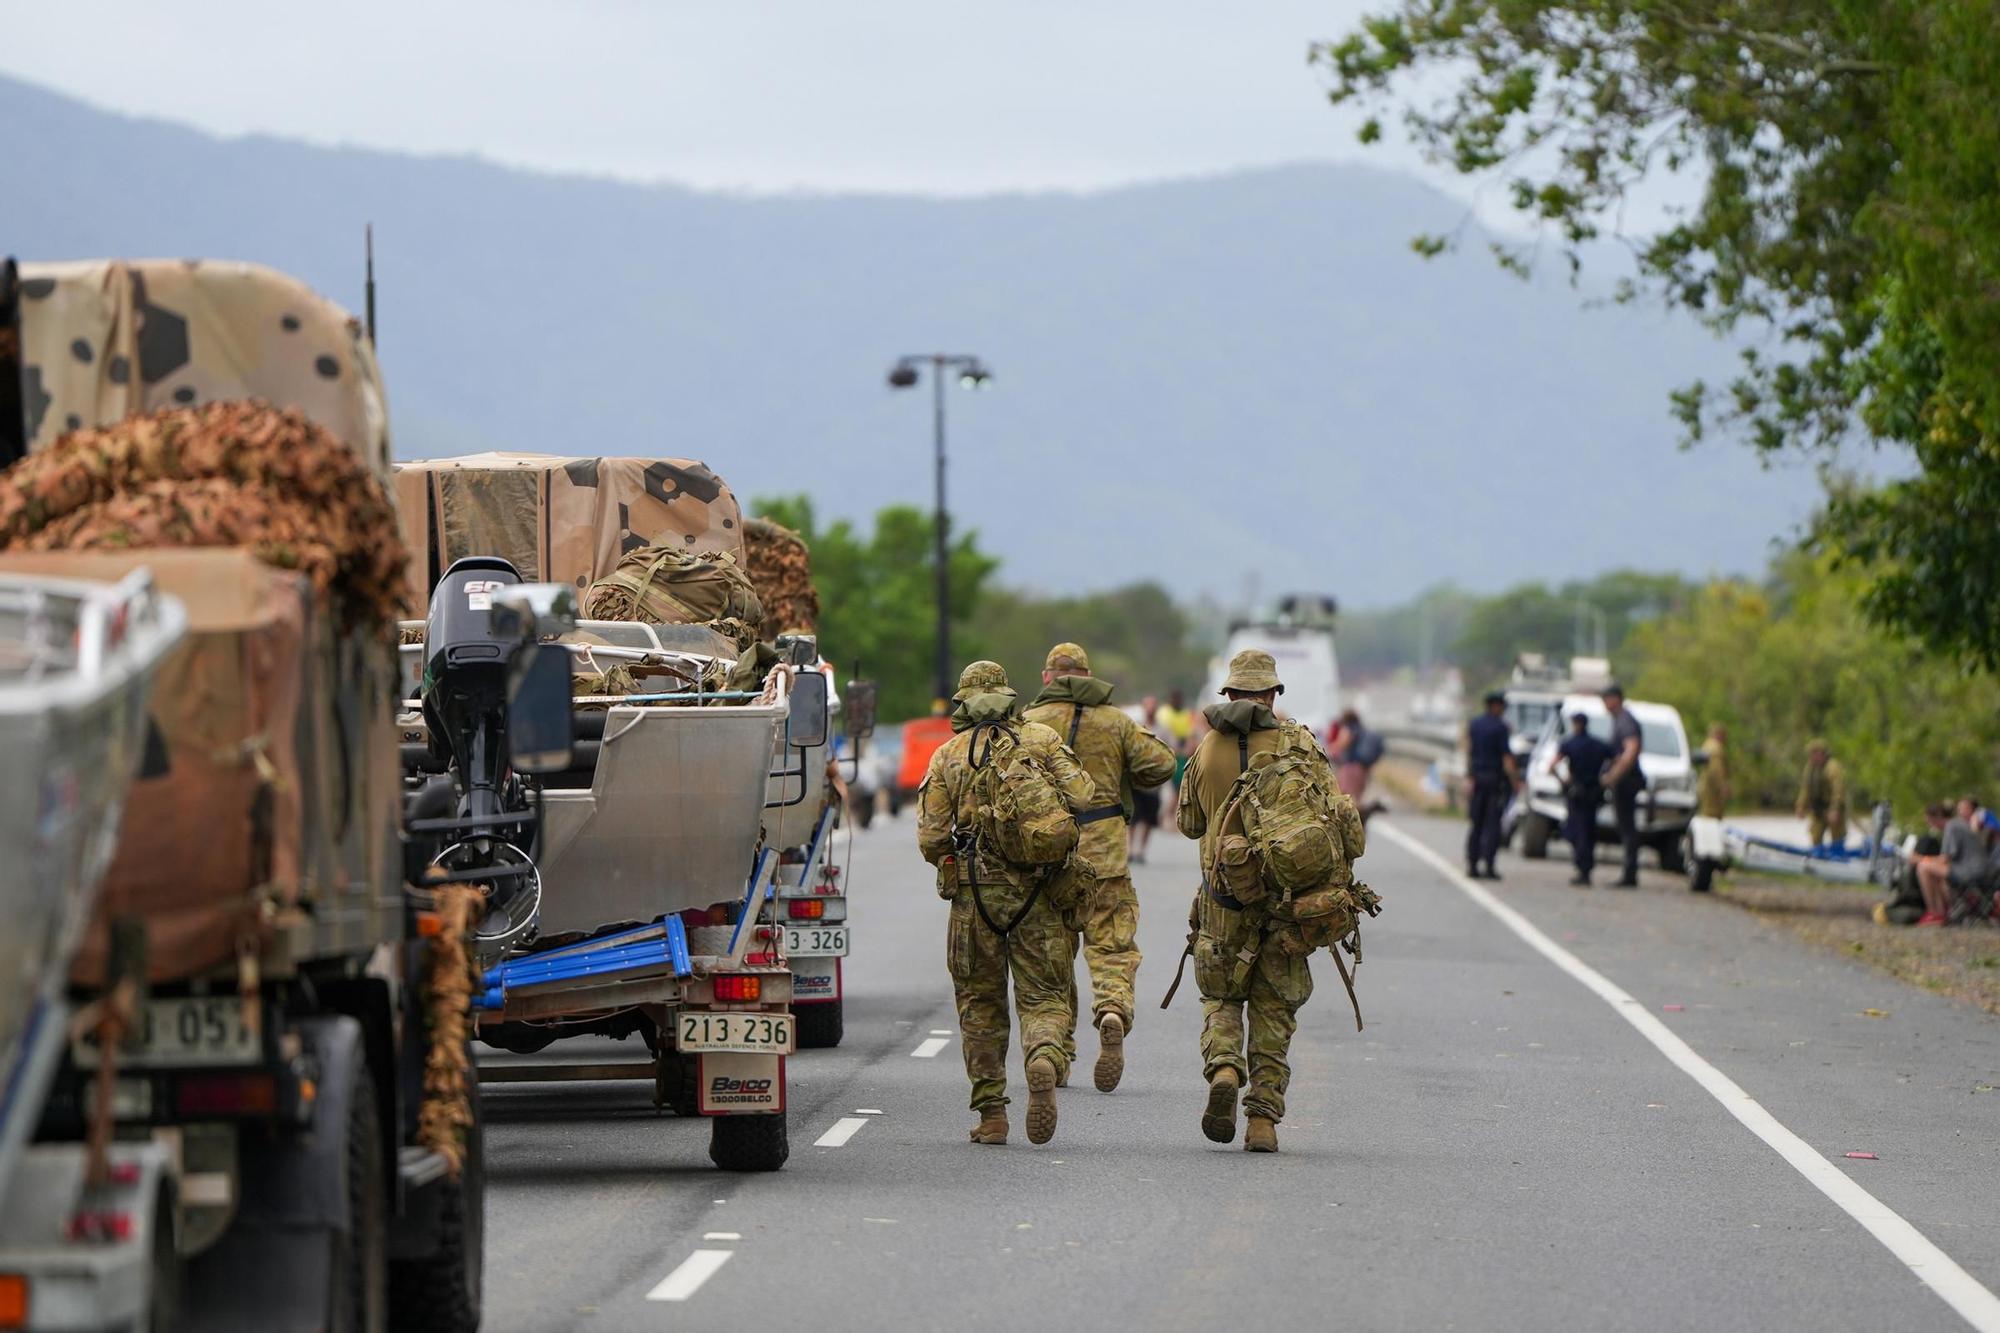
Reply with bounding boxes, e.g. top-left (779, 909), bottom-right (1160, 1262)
top-left (1202, 594), bottom-right (1342, 736)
